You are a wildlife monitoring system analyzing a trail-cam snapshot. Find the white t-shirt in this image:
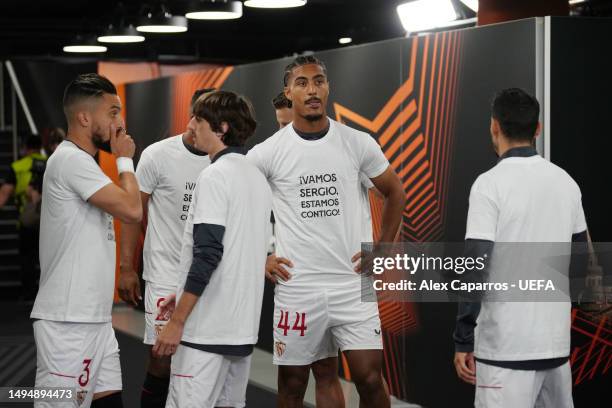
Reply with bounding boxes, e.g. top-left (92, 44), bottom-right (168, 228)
top-left (465, 153), bottom-right (587, 361)
top-left (136, 135), bottom-right (211, 285)
top-left (176, 152), bottom-right (272, 345)
top-left (31, 141), bottom-right (114, 323)
top-left (247, 119), bottom-right (389, 290)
